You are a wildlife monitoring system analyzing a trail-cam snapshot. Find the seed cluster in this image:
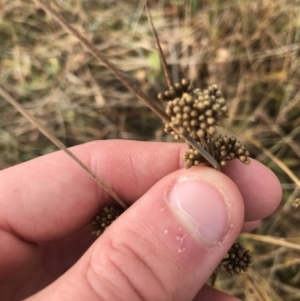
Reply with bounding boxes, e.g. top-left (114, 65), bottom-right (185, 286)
top-left (222, 242), bottom-right (253, 276)
top-left (92, 206), bottom-right (124, 236)
top-left (184, 135), bottom-right (250, 168)
top-left (164, 84), bottom-right (228, 140)
top-left (160, 79), bottom-right (250, 168)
